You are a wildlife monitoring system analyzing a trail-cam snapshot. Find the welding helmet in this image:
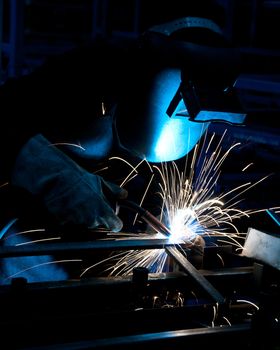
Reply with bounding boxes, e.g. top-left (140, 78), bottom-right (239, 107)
top-left (115, 17), bottom-right (245, 163)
